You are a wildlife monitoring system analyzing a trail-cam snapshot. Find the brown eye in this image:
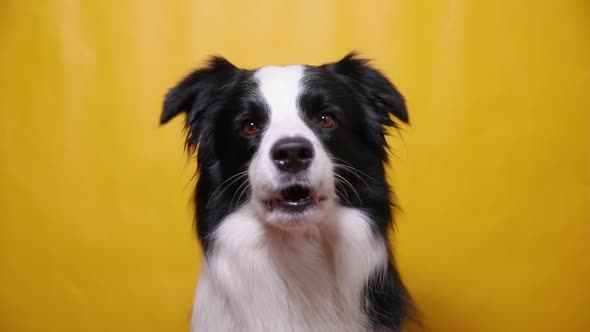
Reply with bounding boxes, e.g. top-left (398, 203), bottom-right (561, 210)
top-left (242, 121), bottom-right (260, 136)
top-left (319, 113), bottom-right (335, 128)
